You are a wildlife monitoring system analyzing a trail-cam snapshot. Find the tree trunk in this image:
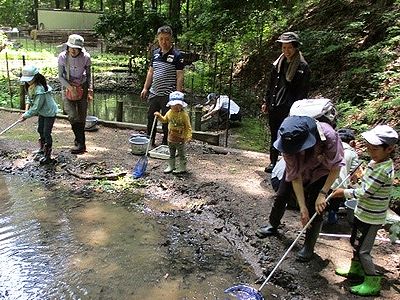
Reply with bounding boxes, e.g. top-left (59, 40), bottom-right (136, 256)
top-left (169, 0), bottom-right (181, 37)
top-left (186, 0), bottom-right (189, 28)
top-left (79, 0), bottom-right (84, 10)
top-left (55, 0), bottom-right (61, 9)
top-left (65, 0), bottom-right (70, 9)
top-left (34, 0), bottom-right (39, 25)
top-left (135, 0), bottom-right (143, 9)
